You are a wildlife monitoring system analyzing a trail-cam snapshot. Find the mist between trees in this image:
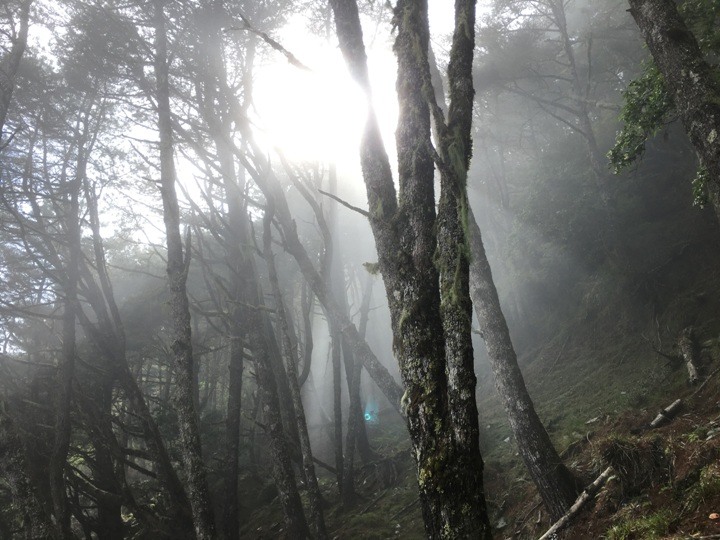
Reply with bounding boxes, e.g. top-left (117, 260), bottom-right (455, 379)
top-left (1, 0), bottom-right (719, 538)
